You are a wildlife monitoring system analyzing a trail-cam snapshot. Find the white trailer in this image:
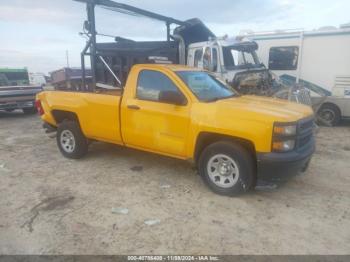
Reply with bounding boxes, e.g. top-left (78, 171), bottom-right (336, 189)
top-left (241, 26), bottom-right (350, 125)
top-left (29, 72), bottom-right (46, 87)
